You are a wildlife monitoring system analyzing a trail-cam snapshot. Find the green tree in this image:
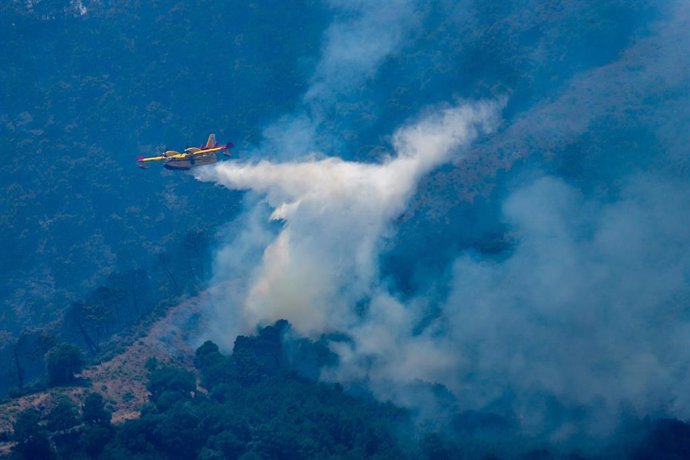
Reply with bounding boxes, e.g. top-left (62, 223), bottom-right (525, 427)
top-left (45, 342), bottom-right (83, 386)
top-left (195, 340), bottom-right (232, 389)
top-left (12, 409), bottom-right (41, 444)
top-left (82, 392), bottom-right (112, 426)
top-left (152, 405), bottom-right (204, 460)
top-left (90, 286), bottom-right (127, 329)
top-left (82, 424), bottom-right (113, 457)
top-left (13, 330), bottom-right (57, 389)
top-left (145, 356), bottom-right (160, 372)
top-left (45, 396), bottom-right (79, 432)
top-left (11, 434), bottom-right (54, 460)
top-left (147, 366), bottom-right (196, 402)
top-left (65, 298), bottom-right (114, 355)
top-left (194, 340), bottom-right (220, 369)
top-left (231, 322), bottom-right (286, 385)
top-left (12, 408), bottom-right (55, 460)
top-left (206, 431), bottom-right (244, 459)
